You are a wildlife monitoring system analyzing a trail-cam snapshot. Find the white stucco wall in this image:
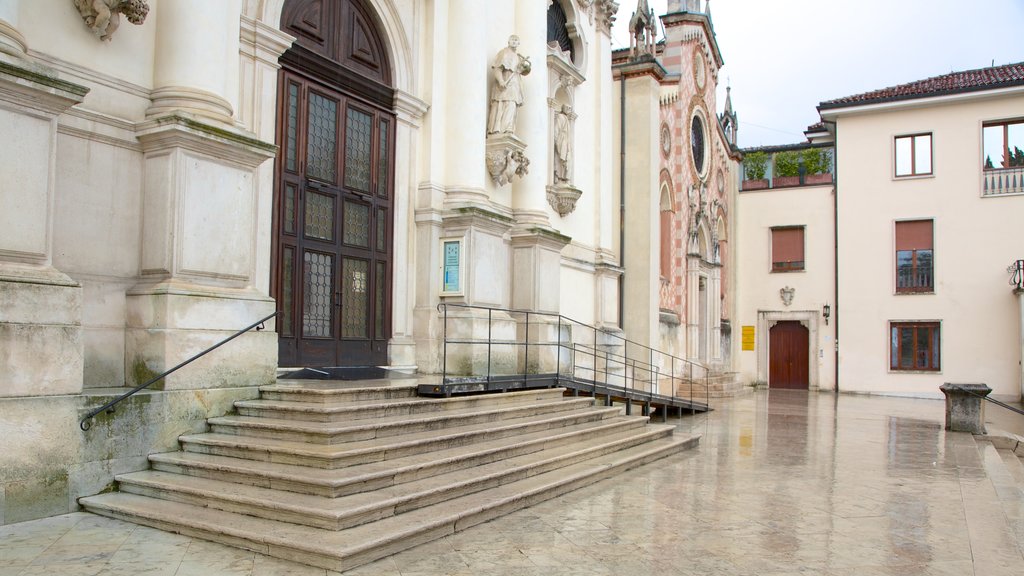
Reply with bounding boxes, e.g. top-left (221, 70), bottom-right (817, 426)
top-left (735, 182), bottom-right (836, 390)
top-left (827, 90), bottom-right (1024, 400)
